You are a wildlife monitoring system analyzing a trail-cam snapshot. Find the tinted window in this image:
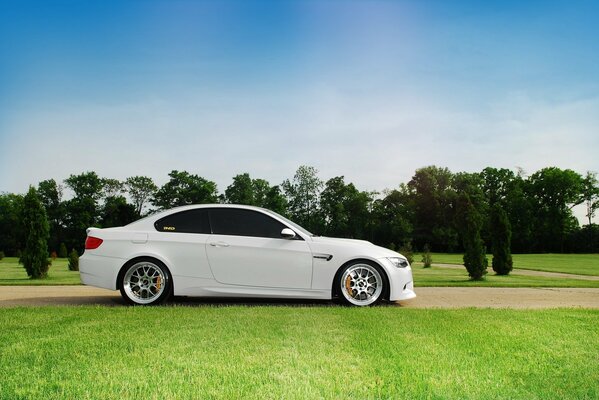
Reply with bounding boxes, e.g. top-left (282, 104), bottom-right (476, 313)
top-left (210, 208), bottom-right (289, 239)
top-left (154, 209), bottom-right (211, 234)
